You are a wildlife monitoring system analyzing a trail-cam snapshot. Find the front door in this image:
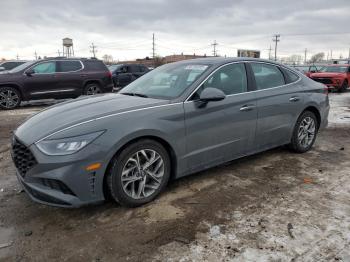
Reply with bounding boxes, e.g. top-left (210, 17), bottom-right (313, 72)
top-left (24, 61), bottom-right (58, 99)
top-left (184, 63), bottom-right (257, 171)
